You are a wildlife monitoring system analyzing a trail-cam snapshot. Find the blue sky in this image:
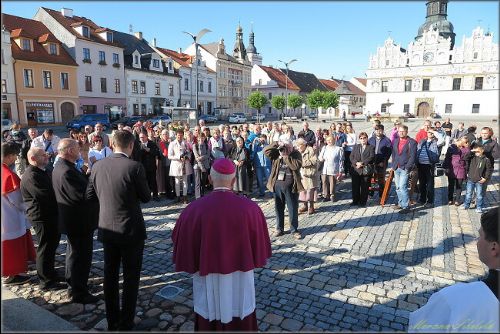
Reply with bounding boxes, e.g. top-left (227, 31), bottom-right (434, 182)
top-left (3, 1), bottom-right (498, 80)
